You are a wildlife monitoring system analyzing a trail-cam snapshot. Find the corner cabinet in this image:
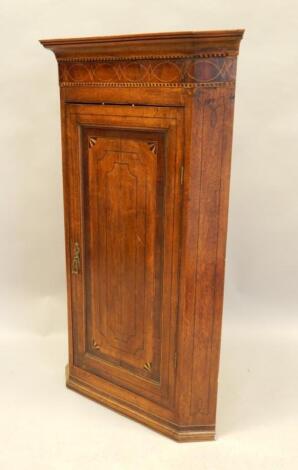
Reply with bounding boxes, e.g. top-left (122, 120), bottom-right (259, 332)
top-left (40, 30), bottom-right (244, 442)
